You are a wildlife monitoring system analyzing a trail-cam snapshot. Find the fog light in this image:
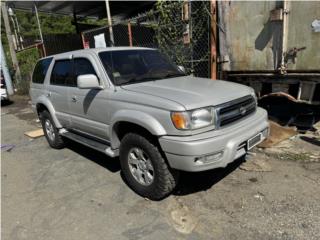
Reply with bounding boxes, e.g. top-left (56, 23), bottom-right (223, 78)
top-left (194, 151), bottom-right (223, 165)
